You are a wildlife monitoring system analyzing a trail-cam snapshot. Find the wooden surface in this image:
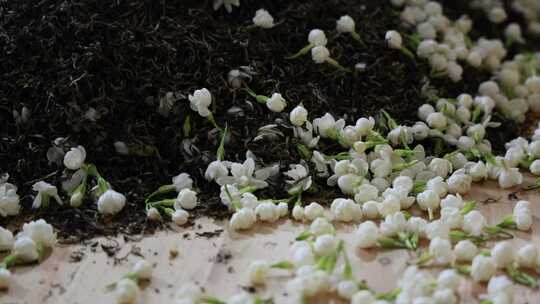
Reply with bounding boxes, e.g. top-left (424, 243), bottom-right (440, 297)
top-left (3, 176), bottom-right (540, 304)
